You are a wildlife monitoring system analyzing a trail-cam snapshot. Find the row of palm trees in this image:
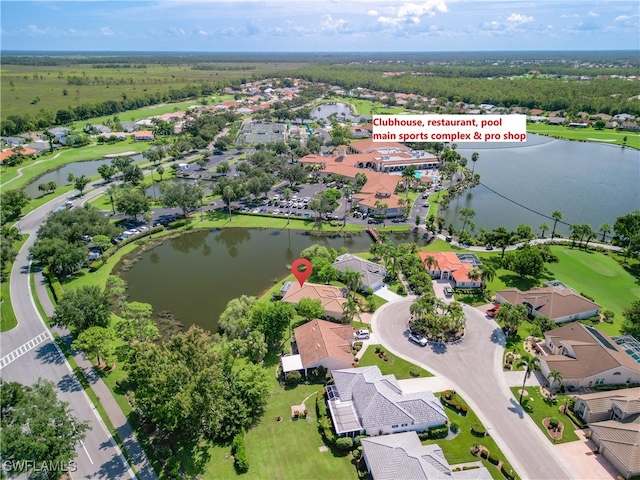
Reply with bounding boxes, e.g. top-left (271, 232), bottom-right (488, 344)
top-left (409, 292), bottom-right (466, 342)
